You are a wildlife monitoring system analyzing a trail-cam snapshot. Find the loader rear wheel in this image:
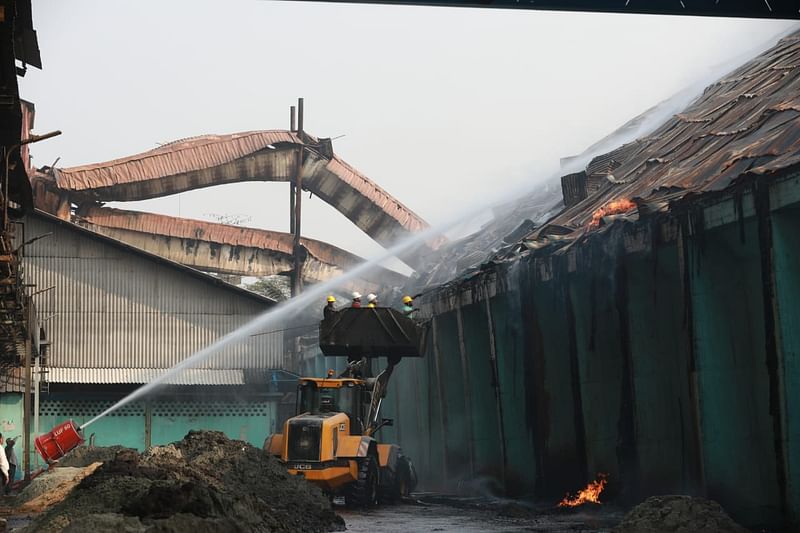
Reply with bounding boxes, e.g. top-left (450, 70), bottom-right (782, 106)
top-left (345, 453), bottom-right (379, 508)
